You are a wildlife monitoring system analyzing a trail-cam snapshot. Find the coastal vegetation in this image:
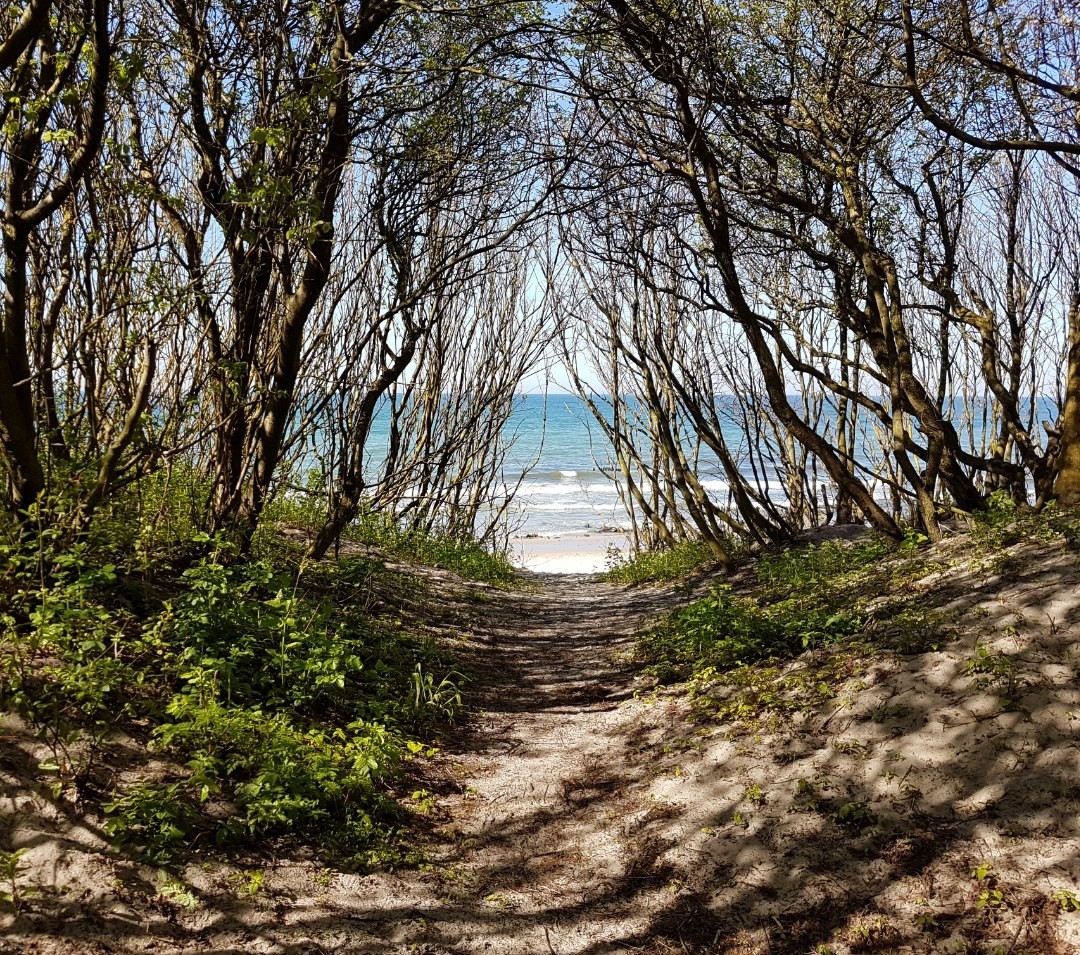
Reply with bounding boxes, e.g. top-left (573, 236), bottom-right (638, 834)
top-left (3, 0), bottom-right (1080, 951)
top-left (0, 485), bottom-right (482, 867)
top-left (3, 497), bottom-right (1080, 952)
top-left (604, 539), bottom-right (716, 584)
